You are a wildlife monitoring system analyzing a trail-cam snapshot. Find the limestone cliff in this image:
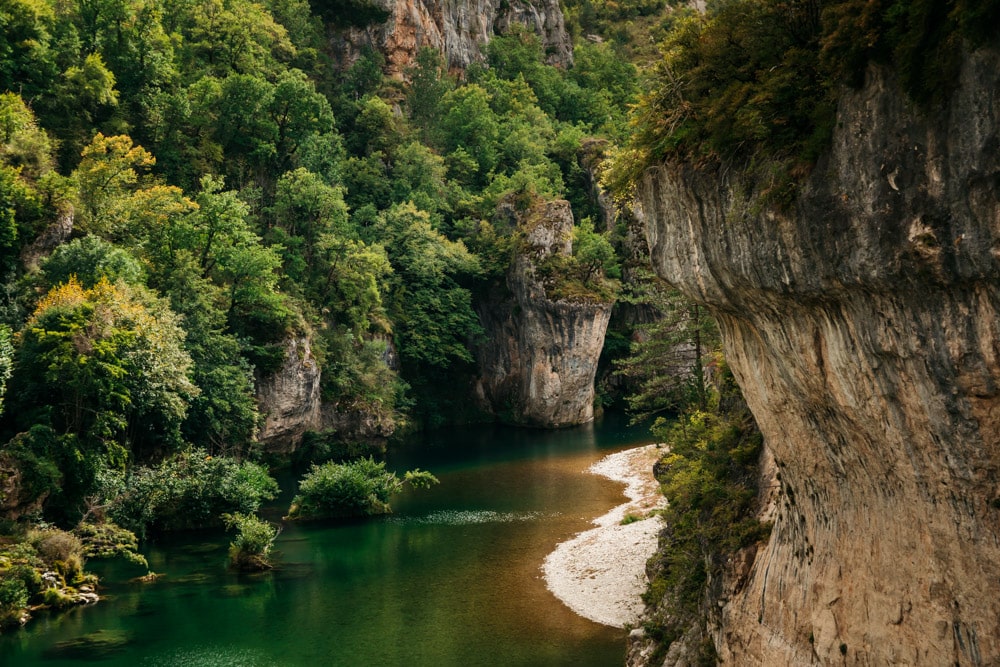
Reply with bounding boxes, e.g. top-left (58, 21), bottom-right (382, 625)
top-left (255, 336), bottom-right (322, 454)
top-left (476, 199), bottom-right (612, 427)
top-left (255, 335), bottom-right (398, 453)
top-left (636, 48), bottom-right (1000, 664)
top-left (331, 0), bottom-right (572, 78)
